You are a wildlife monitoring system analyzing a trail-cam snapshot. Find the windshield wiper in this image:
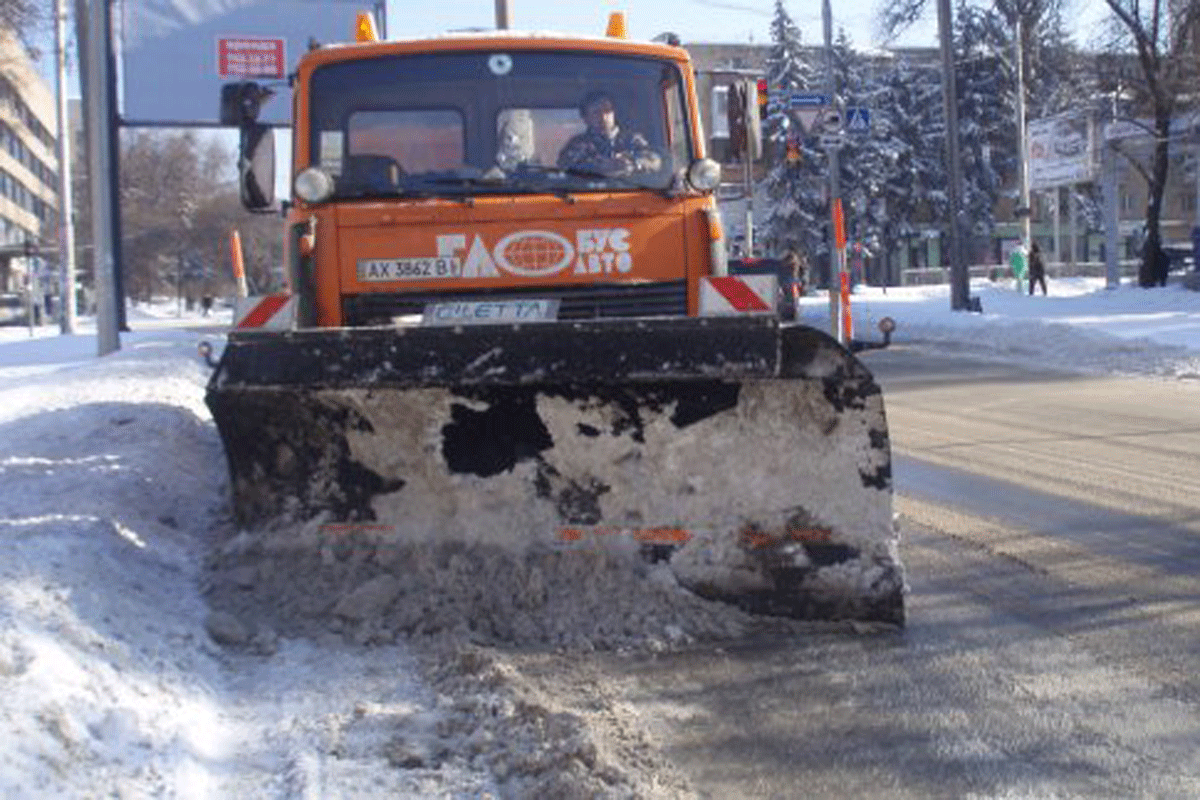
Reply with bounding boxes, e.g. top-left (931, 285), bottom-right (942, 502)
top-left (338, 185), bottom-right (407, 200)
top-left (498, 165), bottom-right (578, 202)
top-left (551, 165), bottom-right (670, 196)
top-left (410, 168), bottom-right (582, 202)
top-left (335, 185), bottom-right (474, 205)
top-left (510, 164), bottom-right (668, 198)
